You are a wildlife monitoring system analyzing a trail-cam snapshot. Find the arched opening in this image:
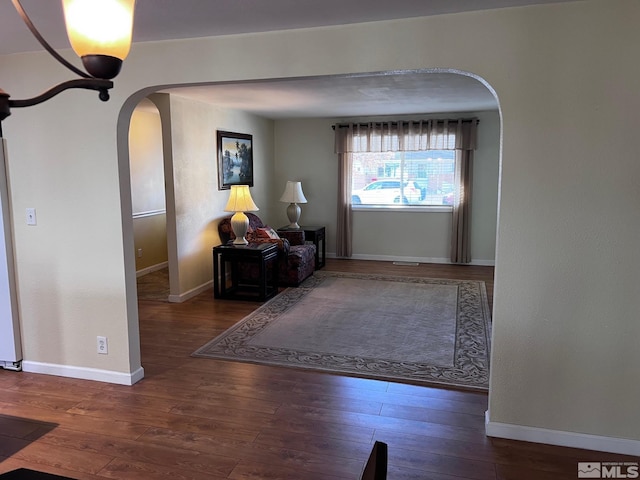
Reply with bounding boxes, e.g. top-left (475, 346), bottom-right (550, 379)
top-left (117, 69), bottom-right (502, 382)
